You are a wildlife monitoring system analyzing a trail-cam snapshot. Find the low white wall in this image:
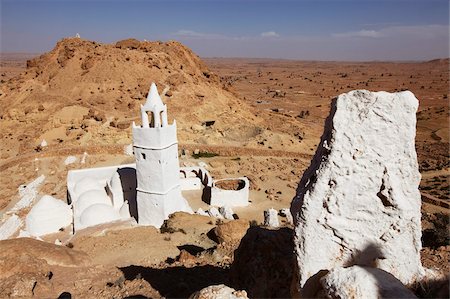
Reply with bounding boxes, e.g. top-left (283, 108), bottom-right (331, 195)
top-left (179, 166), bottom-right (212, 191)
top-left (210, 177), bottom-right (250, 207)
